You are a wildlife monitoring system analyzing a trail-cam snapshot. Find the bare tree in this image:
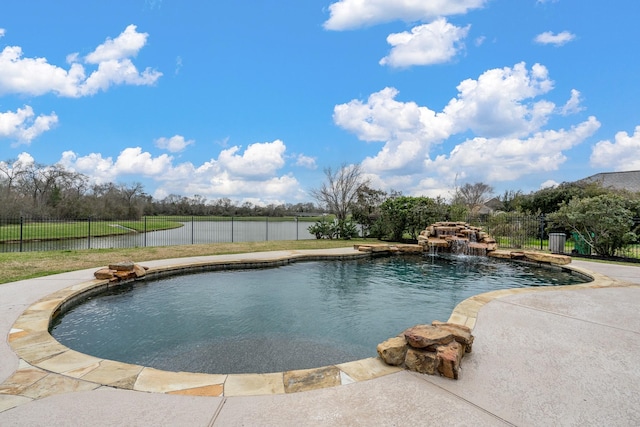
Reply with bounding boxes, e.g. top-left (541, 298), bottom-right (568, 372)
top-left (0, 158), bottom-right (28, 197)
top-left (310, 163), bottom-right (368, 221)
top-left (453, 182), bottom-right (494, 212)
